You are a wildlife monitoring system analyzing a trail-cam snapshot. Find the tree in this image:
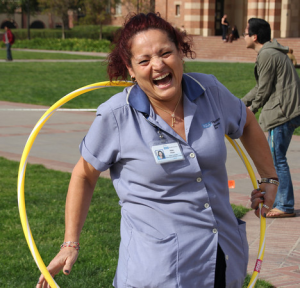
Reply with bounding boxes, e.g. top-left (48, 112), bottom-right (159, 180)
top-left (0, 0), bottom-right (39, 39)
top-left (80, 0), bottom-right (120, 40)
top-left (0, 0), bottom-right (39, 16)
top-left (0, 0), bottom-right (19, 15)
top-left (124, 0), bottom-right (155, 14)
top-left (38, 0), bottom-right (80, 39)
